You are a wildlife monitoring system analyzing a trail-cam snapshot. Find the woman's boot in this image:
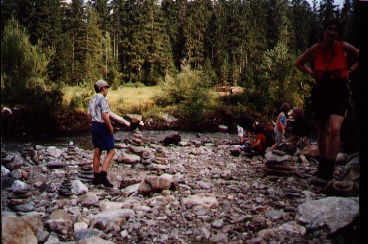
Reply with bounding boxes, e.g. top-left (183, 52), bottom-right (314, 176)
top-left (324, 158), bottom-right (335, 181)
top-left (313, 157), bottom-right (335, 181)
